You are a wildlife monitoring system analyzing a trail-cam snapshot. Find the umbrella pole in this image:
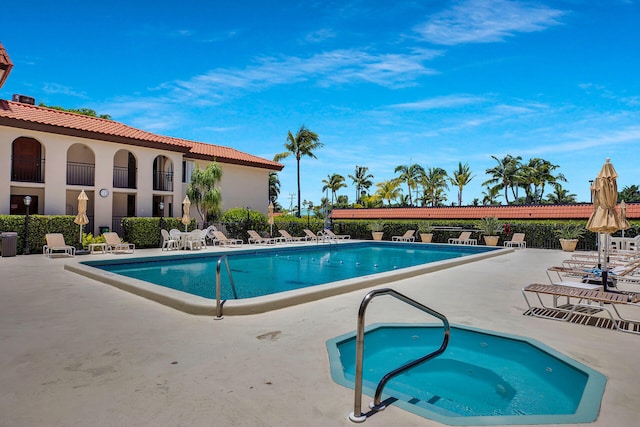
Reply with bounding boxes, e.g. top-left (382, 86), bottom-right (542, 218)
top-left (79, 224), bottom-right (83, 244)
